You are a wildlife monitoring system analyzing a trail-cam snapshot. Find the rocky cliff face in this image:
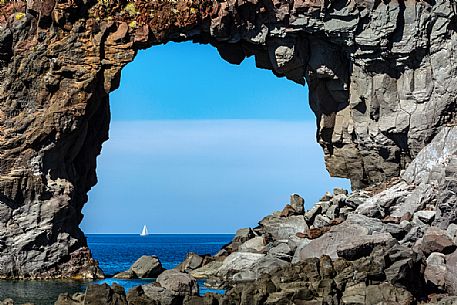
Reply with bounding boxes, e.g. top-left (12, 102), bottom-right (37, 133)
top-left (0, 0), bottom-right (455, 278)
